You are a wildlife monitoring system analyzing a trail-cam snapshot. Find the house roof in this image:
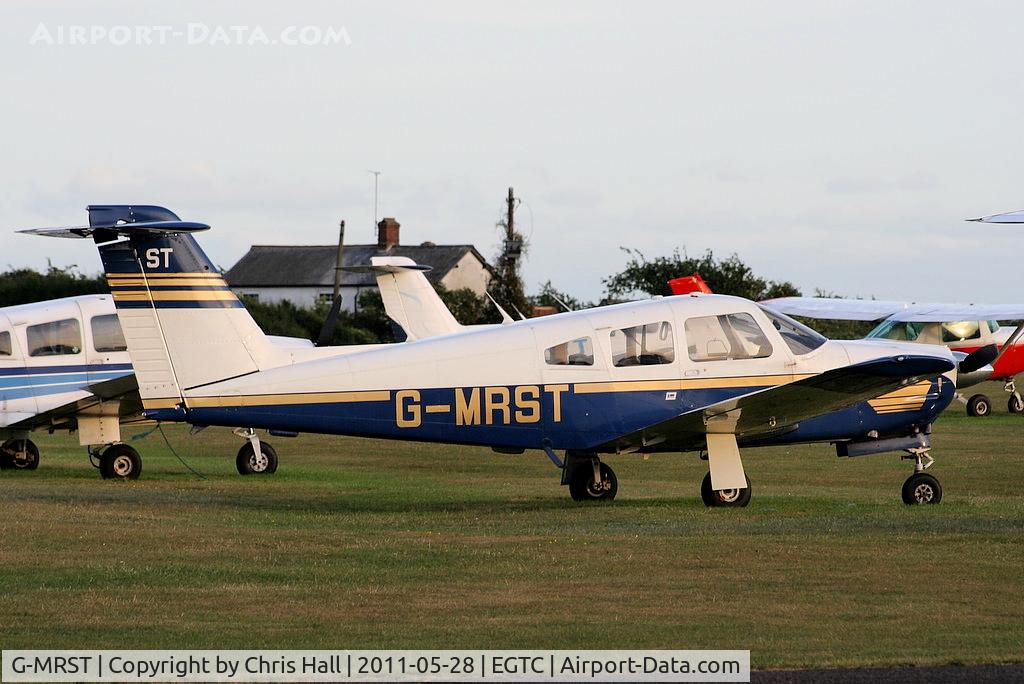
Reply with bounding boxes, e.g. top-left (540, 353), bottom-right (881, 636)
top-left (225, 244), bottom-right (492, 288)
